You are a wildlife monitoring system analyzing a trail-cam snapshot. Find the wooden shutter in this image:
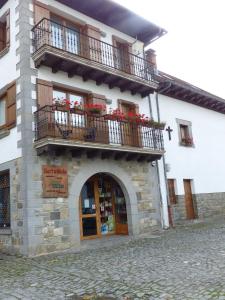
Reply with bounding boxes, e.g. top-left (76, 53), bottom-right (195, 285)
top-left (37, 79), bottom-right (53, 108)
top-left (0, 23), bottom-right (5, 51)
top-left (88, 93), bottom-right (107, 114)
top-left (87, 93), bottom-right (109, 143)
top-left (82, 24), bottom-right (101, 62)
top-left (6, 83), bottom-right (16, 129)
top-left (5, 10), bottom-right (10, 48)
top-left (34, 4), bottom-right (50, 24)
